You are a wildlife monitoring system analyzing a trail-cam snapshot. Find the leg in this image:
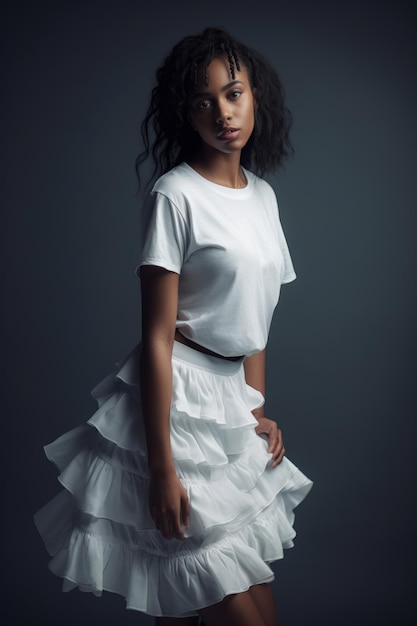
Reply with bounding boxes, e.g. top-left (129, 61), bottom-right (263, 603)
top-left (249, 583), bottom-right (279, 626)
top-left (155, 618), bottom-right (199, 626)
top-left (198, 590), bottom-right (267, 626)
